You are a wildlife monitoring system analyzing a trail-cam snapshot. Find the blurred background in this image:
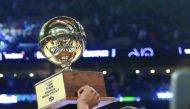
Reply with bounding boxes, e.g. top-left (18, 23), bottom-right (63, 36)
top-left (0, 0), bottom-right (190, 109)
